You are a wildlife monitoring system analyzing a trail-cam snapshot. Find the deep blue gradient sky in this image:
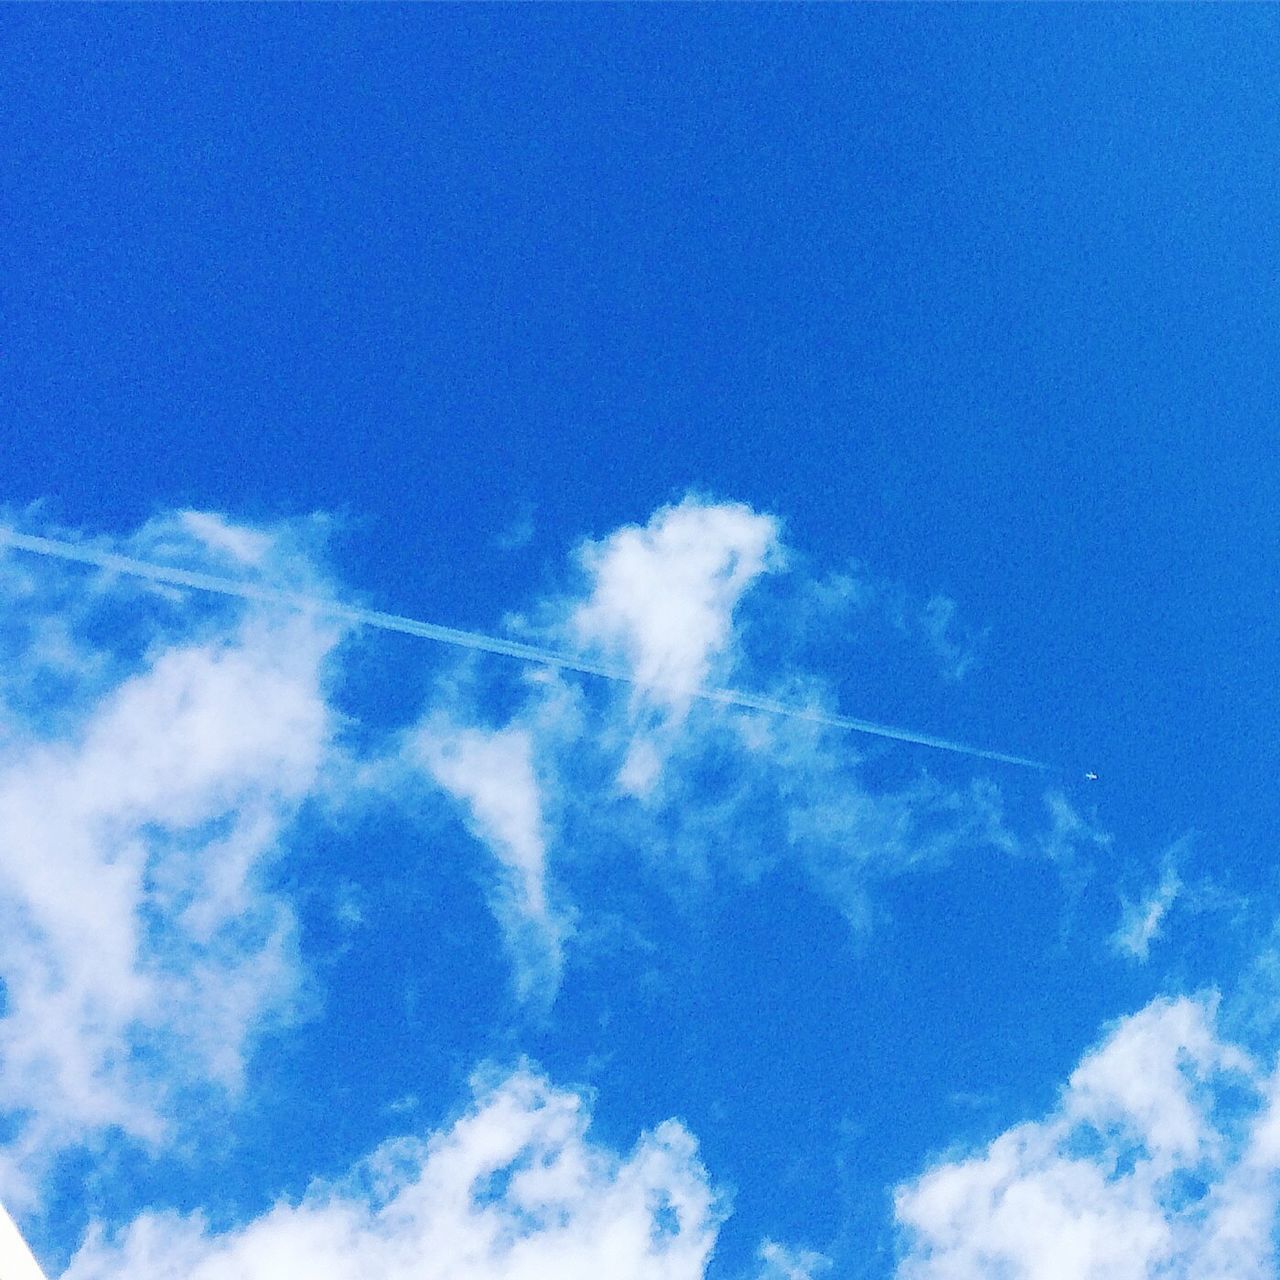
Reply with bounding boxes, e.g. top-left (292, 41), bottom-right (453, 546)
top-left (4, 10), bottom-right (1280, 1280)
